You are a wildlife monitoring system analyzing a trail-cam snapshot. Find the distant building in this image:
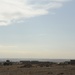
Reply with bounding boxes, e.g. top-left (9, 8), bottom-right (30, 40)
top-left (70, 60), bottom-right (75, 65)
